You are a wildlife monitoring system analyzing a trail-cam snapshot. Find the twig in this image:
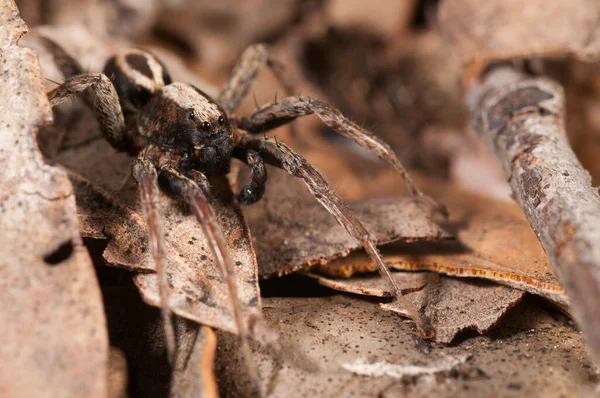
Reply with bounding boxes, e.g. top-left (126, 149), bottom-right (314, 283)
top-left (468, 65), bottom-right (600, 365)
